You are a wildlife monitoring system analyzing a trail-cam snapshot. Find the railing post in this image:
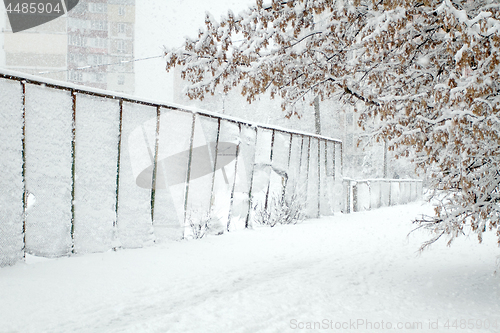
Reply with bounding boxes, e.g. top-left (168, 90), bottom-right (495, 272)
top-left (245, 126), bottom-right (257, 229)
top-left (264, 130), bottom-right (275, 211)
top-left (298, 136), bottom-right (305, 186)
top-left (305, 137), bottom-right (311, 209)
top-left (21, 81), bottom-right (27, 258)
top-left (389, 180), bottom-right (393, 206)
top-left (70, 90), bottom-right (77, 253)
top-left (340, 142), bottom-right (343, 177)
top-left (352, 182), bottom-right (358, 212)
top-left (227, 123), bottom-right (241, 231)
top-left (379, 180), bottom-right (382, 207)
top-left (182, 112), bottom-right (197, 231)
top-left (345, 179), bottom-right (351, 214)
top-left (209, 118), bottom-right (221, 209)
top-left (284, 133), bottom-right (293, 200)
top-left (150, 106), bottom-right (161, 225)
top-left (112, 99), bottom-right (124, 248)
top-left (316, 139), bottom-right (321, 217)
